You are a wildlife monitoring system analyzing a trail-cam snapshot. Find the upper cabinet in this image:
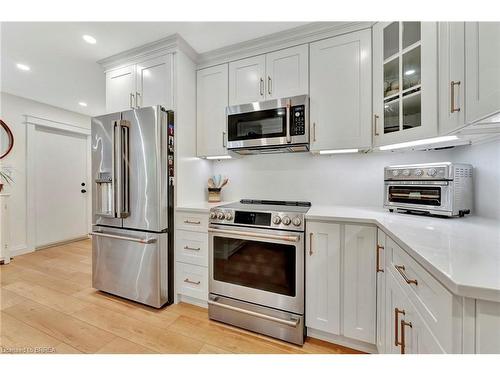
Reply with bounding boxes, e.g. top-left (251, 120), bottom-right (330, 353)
top-left (228, 45), bottom-right (309, 106)
top-left (309, 29), bottom-right (372, 151)
top-left (196, 64), bottom-right (229, 158)
top-left (465, 22), bottom-right (500, 124)
top-left (105, 54), bottom-right (173, 113)
top-left (373, 22), bottom-right (438, 147)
